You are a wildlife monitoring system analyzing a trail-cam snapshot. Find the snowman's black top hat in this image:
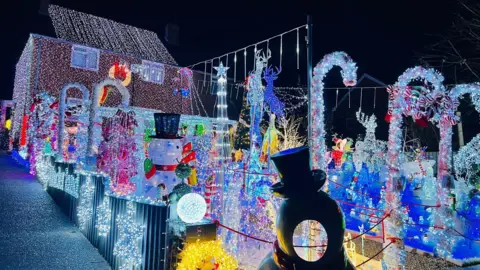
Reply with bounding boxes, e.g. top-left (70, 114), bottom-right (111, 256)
top-left (270, 146), bottom-right (326, 198)
top-left (150, 113), bottom-right (183, 139)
